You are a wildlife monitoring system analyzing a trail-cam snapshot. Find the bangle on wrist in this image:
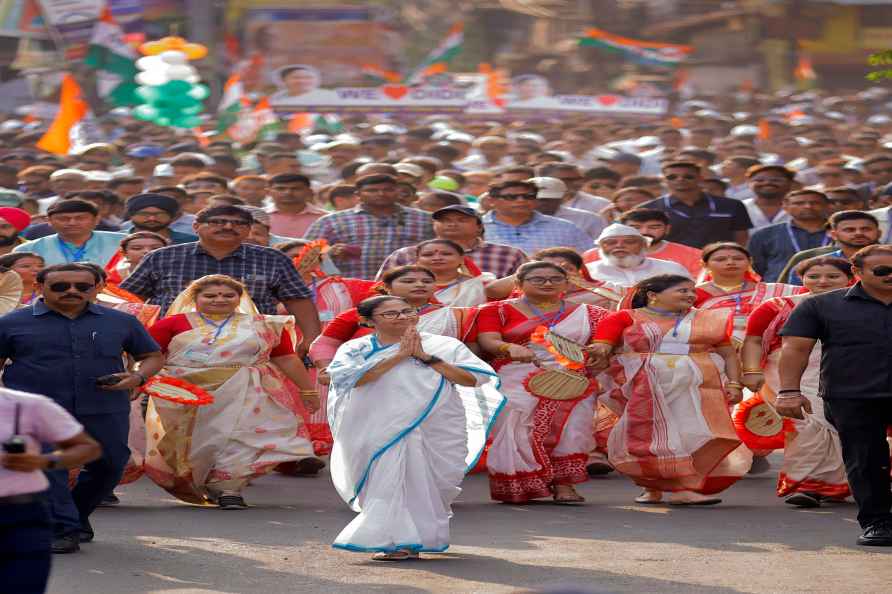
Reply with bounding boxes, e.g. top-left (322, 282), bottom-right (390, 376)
top-left (742, 368), bottom-right (763, 374)
top-left (497, 343), bottom-right (511, 354)
top-left (778, 389), bottom-right (801, 394)
top-left (725, 381), bottom-right (743, 389)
